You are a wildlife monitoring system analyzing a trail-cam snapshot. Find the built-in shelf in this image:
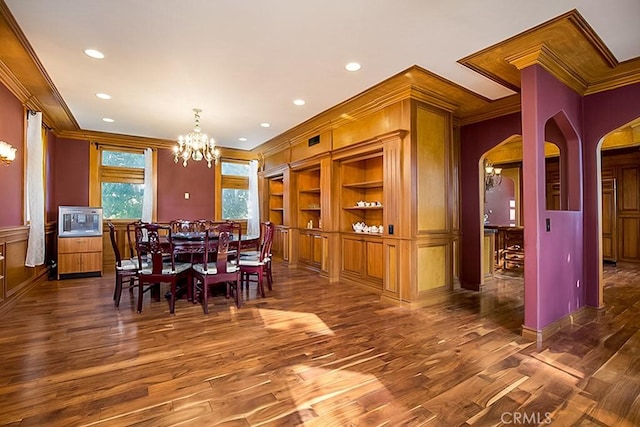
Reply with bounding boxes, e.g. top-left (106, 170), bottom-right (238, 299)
top-left (342, 180), bottom-right (383, 189)
top-left (267, 174), bottom-right (285, 226)
top-left (343, 206), bottom-right (383, 210)
top-left (339, 152), bottom-right (384, 234)
top-left (299, 188), bottom-right (321, 194)
top-left (295, 166), bottom-right (322, 230)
